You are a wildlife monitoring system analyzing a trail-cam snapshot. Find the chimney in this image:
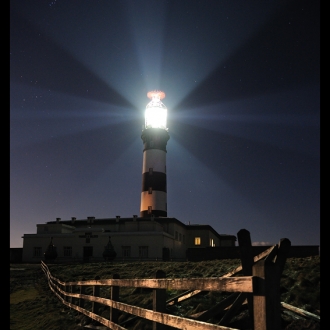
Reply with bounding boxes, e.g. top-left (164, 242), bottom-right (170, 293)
top-left (56, 218), bottom-right (61, 223)
top-left (71, 217), bottom-right (76, 224)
